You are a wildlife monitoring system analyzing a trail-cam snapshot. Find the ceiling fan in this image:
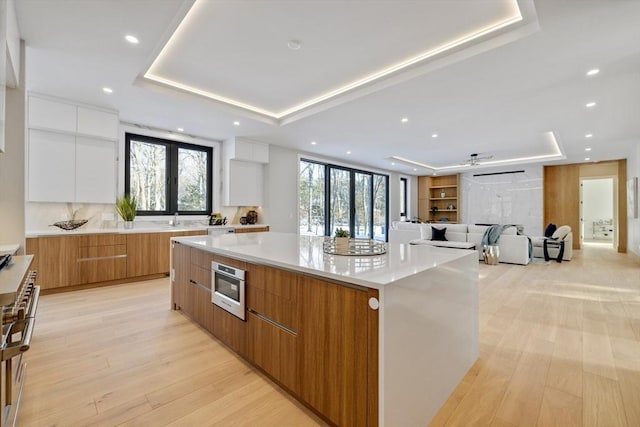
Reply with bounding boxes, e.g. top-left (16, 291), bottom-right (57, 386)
top-left (461, 153), bottom-right (493, 166)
